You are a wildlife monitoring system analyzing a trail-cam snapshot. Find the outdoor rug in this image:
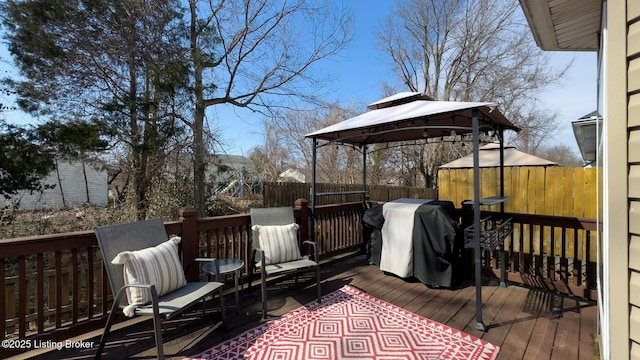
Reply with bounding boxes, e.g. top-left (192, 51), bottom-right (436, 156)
top-left (188, 285), bottom-right (499, 360)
